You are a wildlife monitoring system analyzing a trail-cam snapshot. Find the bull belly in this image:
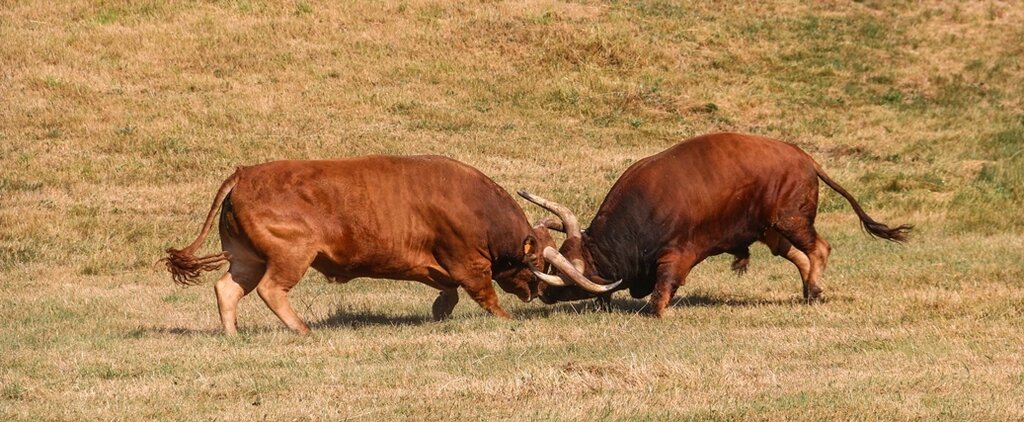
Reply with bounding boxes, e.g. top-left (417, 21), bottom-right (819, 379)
top-left (310, 254), bottom-right (448, 287)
